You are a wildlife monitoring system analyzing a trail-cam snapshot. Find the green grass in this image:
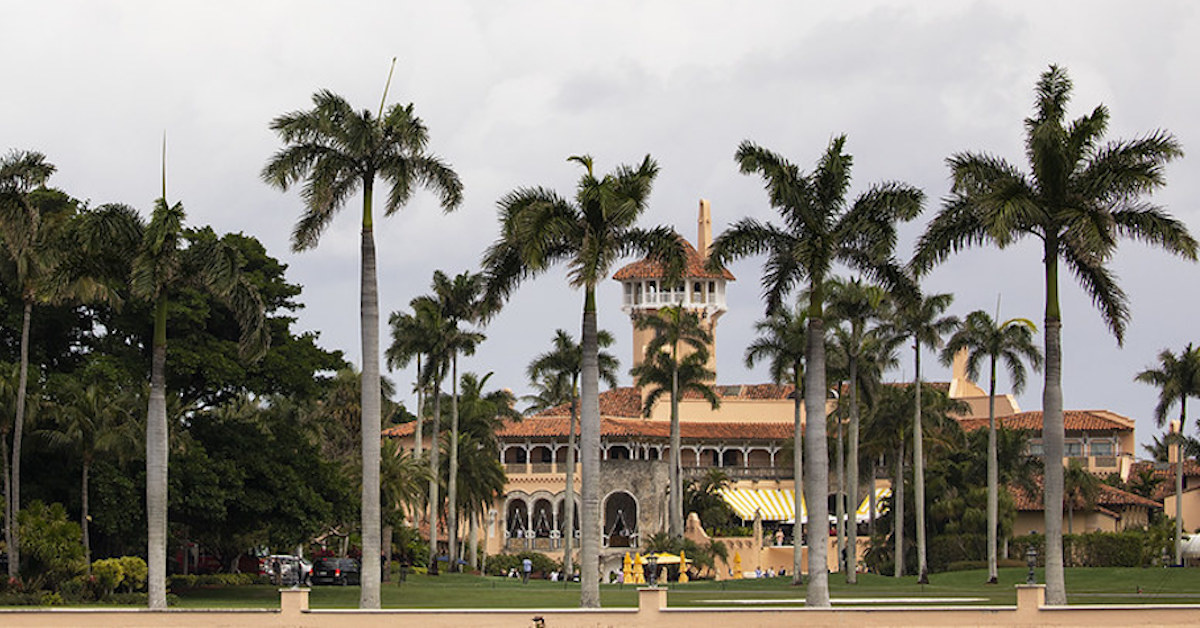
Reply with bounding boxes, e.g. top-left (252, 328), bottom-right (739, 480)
top-left (163, 567), bottom-right (1200, 609)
